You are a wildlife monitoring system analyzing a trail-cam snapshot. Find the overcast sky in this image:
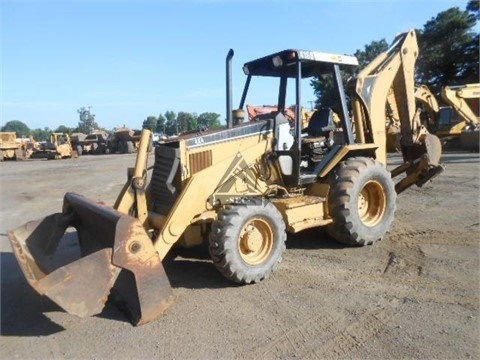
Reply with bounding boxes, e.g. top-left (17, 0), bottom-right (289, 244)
top-left (1, 0), bottom-right (469, 130)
